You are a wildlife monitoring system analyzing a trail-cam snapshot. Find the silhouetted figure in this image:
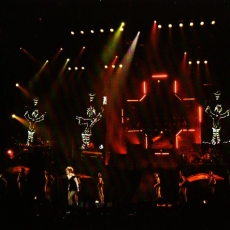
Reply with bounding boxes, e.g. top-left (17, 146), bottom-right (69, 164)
top-left (44, 170), bottom-right (54, 202)
top-left (178, 170), bottom-right (188, 204)
top-left (208, 170), bottom-right (216, 203)
top-left (97, 172), bottom-right (104, 203)
top-left (0, 174), bottom-right (7, 200)
top-left (17, 168), bottom-right (27, 197)
top-left (153, 172), bottom-right (161, 199)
